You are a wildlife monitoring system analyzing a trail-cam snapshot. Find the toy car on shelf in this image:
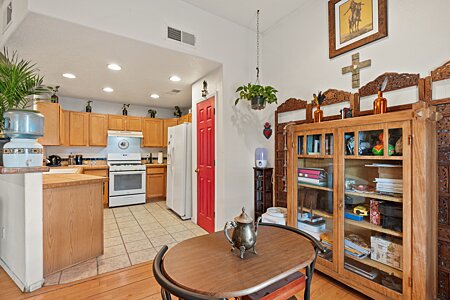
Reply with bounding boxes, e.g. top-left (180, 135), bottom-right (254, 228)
top-left (353, 205), bottom-right (369, 216)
